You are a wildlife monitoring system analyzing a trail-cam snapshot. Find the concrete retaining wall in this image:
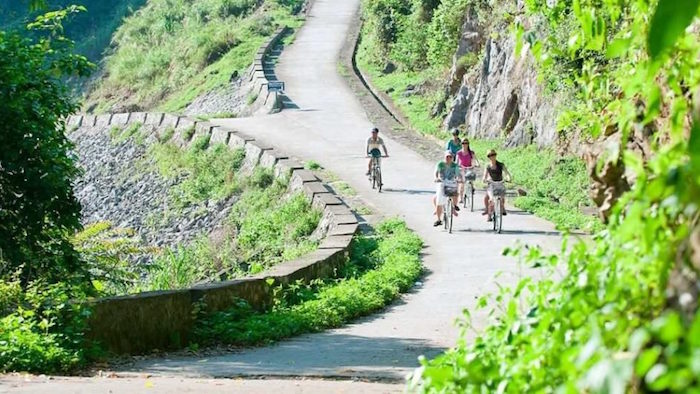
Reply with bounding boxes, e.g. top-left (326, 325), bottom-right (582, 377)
top-left (248, 26), bottom-right (291, 115)
top-left (67, 112), bottom-right (358, 354)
